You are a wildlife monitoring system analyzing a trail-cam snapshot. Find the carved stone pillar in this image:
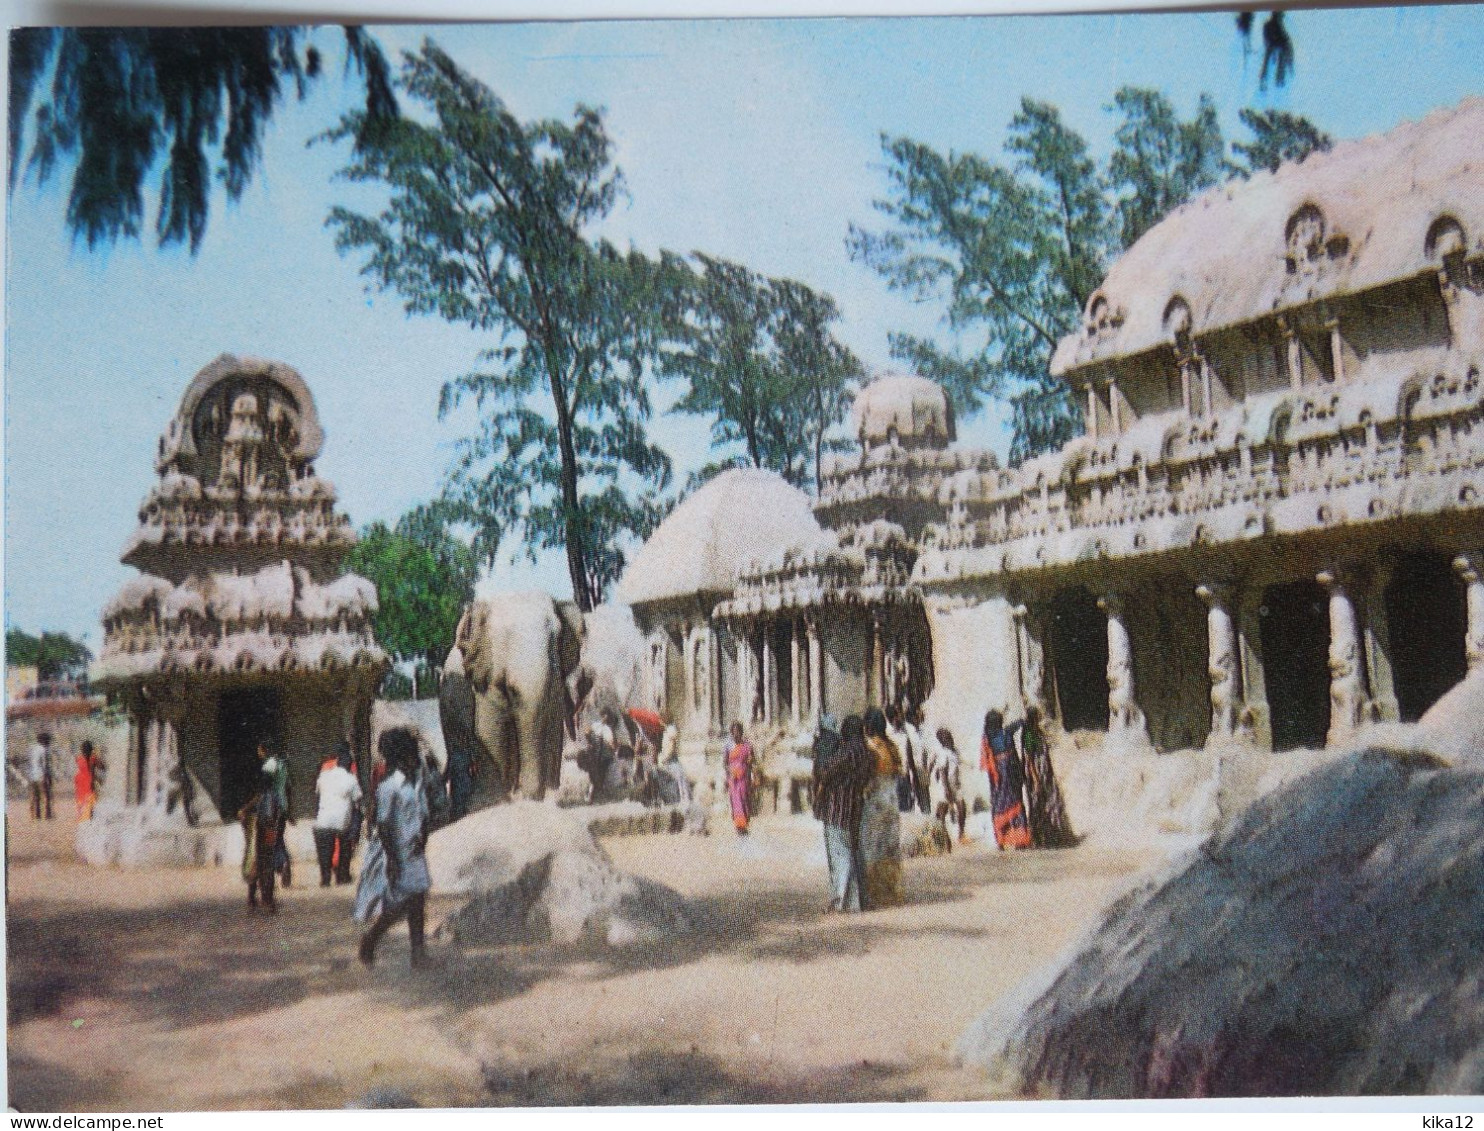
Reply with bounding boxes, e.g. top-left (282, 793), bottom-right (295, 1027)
top-left (1196, 582), bottom-right (1240, 743)
top-left (1327, 318), bottom-right (1346, 384)
top-left (1012, 603), bottom-right (1046, 711)
top-left (710, 626), bottom-right (723, 734)
top-left (1363, 561), bottom-right (1400, 724)
top-left (789, 619), bottom-right (802, 727)
top-left (1318, 568), bottom-right (1366, 747)
top-left (681, 621), bottom-right (696, 719)
top-left (1454, 553), bottom-right (1484, 672)
top-left (871, 615), bottom-right (885, 709)
top-left (1097, 592), bottom-right (1150, 750)
top-left (807, 617), bottom-right (823, 722)
top-left (142, 716), bottom-right (161, 812)
top-left (1086, 383), bottom-right (1099, 442)
top-left (762, 625), bottom-right (776, 725)
top-left (1235, 586), bottom-right (1272, 749)
top-left (1280, 316), bottom-right (1303, 390)
top-left (735, 629), bottom-right (753, 725)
